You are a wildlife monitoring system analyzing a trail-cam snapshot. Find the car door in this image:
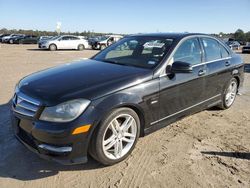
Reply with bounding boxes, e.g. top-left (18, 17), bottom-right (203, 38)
top-left (70, 36), bottom-right (80, 49)
top-left (156, 37), bottom-right (207, 126)
top-left (57, 36), bottom-right (70, 49)
top-left (25, 36), bottom-right (32, 44)
top-left (200, 37), bottom-right (232, 100)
